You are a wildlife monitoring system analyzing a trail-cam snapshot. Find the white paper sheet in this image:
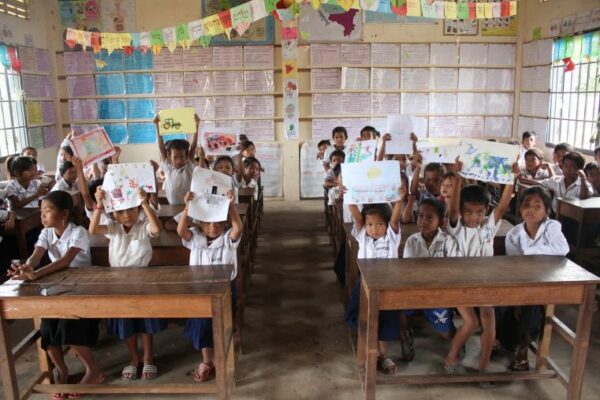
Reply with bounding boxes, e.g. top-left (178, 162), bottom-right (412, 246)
top-left (214, 96), bottom-right (244, 118)
top-left (401, 93), bottom-right (429, 115)
top-left (153, 72), bottom-right (184, 94)
top-left (522, 42), bottom-right (538, 67)
top-left (213, 71), bottom-right (244, 93)
top-left (485, 93), bottom-right (514, 115)
top-left (255, 142), bottom-right (283, 197)
top-left (518, 116), bottom-right (532, 135)
top-left (243, 95), bottom-right (274, 117)
top-left (430, 43), bottom-right (458, 65)
top-left (312, 118), bottom-right (342, 140)
top-left (532, 66), bottom-right (551, 91)
top-left (532, 118), bottom-right (548, 138)
top-left (429, 93), bottom-right (457, 114)
top-left (429, 116), bottom-right (458, 137)
top-left (536, 39), bottom-right (553, 64)
top-left (188, 168), bottom-right (232, 223)
top-left (401, 68), bottom-right (430, 90)
top-left (400, 44), bottom-right (430, 65)
top-left (243, 119), bottom-right (275, 141)
top-left (243, 46), bottom-right (274, 68)
top-left (459, 139), bottom-right (518, 184)
top-left (519, 92), bottom-right (532, 115)
top-left (311, 69), bottom-right (341, 90)
top-left (153, 48), bottom-right (183, 70)
top-left (345, 140), bottom-right (377, 163)
top-left (183, 47), bottom-right (213, 69)
top-left (300, 141), bottom-right (327, 198)
top-left (411, 116), bottom-right (428, 137)
top-left (184, 97), bottom-right (215, 119)
top-left (371, 43), bottom-right (400, 66)
top-left (372, 68), bottom-right (400, 90)
top-left (244, 70), bottom-right (274, 92)
top-left (341, 93), bottom-right (371, 115)
top-left (484, 117), bottom-right (512, 138)
top-left (417, 139), bottom-right (461, 164)
top-left (312, 94), bottom-right (341, 116)
top-left (340, 43), bottom-right (371, 66)
top-left (342, 160), bottom-right (401, 205)
top-left (487, 44), bottom-right (516, 66)
top-left (486, 69), bottom-right (515, 91)
top-left (311, 44), bottom-right (341, 66)
top-left (430, 68), bottom-right (458, 90)
top-left (102, 162), bottom-right (156, 213)
top-left (212, 46), bottom-right (243, 68)
top-left (459, 44), bottom-right (488, 66)
top-left (458, 68), bottom-right (487, 90)
top-left (456, 116), bottom-right (484, 137)
top-left (385, 114), bottom-right (413, 154)
top-left (201, 129), bottom-right (240, 156)
top-left (457, 93), bottom-right (486, 115)
top-left (341, 67), bottom-right (371, 90)
top-left (531, 93), bottom-right (550, 117)
top-left (371, 94), bottom-right (400, 115)
top-left (183, 72), bottom-right (214, 93)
